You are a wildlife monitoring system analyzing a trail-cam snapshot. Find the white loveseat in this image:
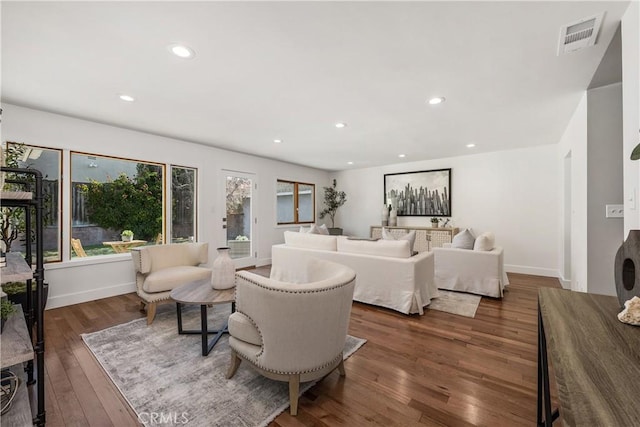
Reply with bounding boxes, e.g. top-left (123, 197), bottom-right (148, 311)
top-left (433, 245), bottom-right (508, 298)
top-left (270, 231), bottom-right (437, 315)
